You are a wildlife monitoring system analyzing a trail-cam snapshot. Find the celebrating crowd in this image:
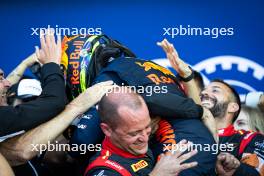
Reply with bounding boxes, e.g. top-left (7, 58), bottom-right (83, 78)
top-left (0, 28), bottom-right (263, 176)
